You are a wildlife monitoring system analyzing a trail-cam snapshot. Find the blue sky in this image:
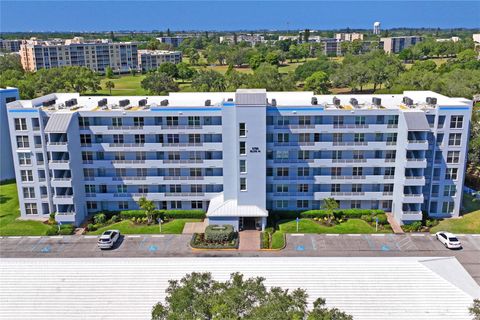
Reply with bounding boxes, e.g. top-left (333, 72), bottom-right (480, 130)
top-left (1, 1), bottom-right (479, 32)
